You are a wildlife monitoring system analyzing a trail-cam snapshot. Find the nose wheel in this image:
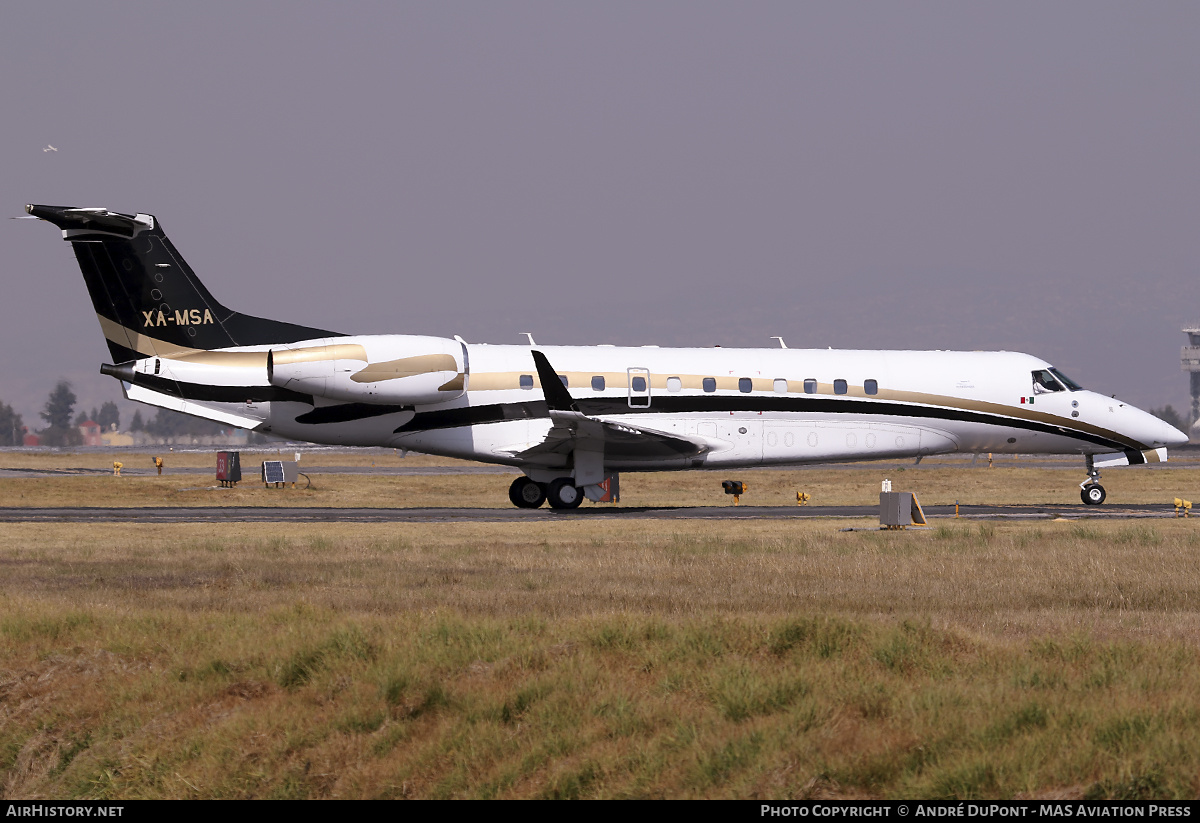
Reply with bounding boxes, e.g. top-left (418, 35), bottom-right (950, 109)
top-left (1079, 455), bottom-right (1106, 505)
